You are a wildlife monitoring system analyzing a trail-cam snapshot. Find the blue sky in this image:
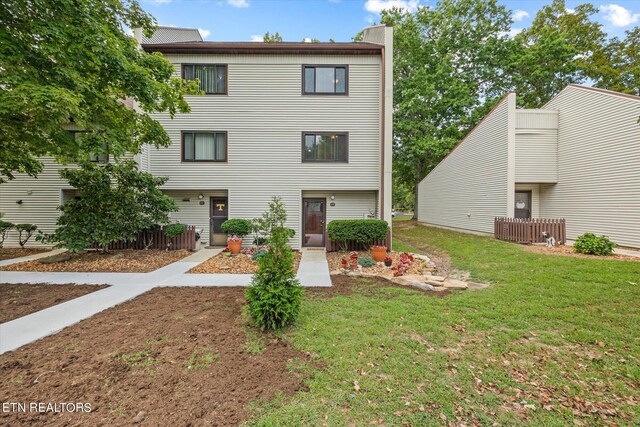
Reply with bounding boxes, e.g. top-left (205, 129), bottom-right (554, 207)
top-left (140, 0), bottom-right (639, 42)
